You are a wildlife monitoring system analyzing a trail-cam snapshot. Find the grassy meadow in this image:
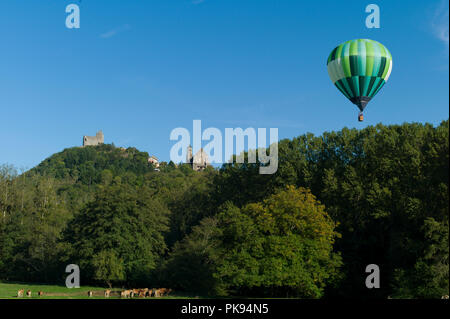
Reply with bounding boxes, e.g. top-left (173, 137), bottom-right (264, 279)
top-left (0, 282), bottom-right (189, 299)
